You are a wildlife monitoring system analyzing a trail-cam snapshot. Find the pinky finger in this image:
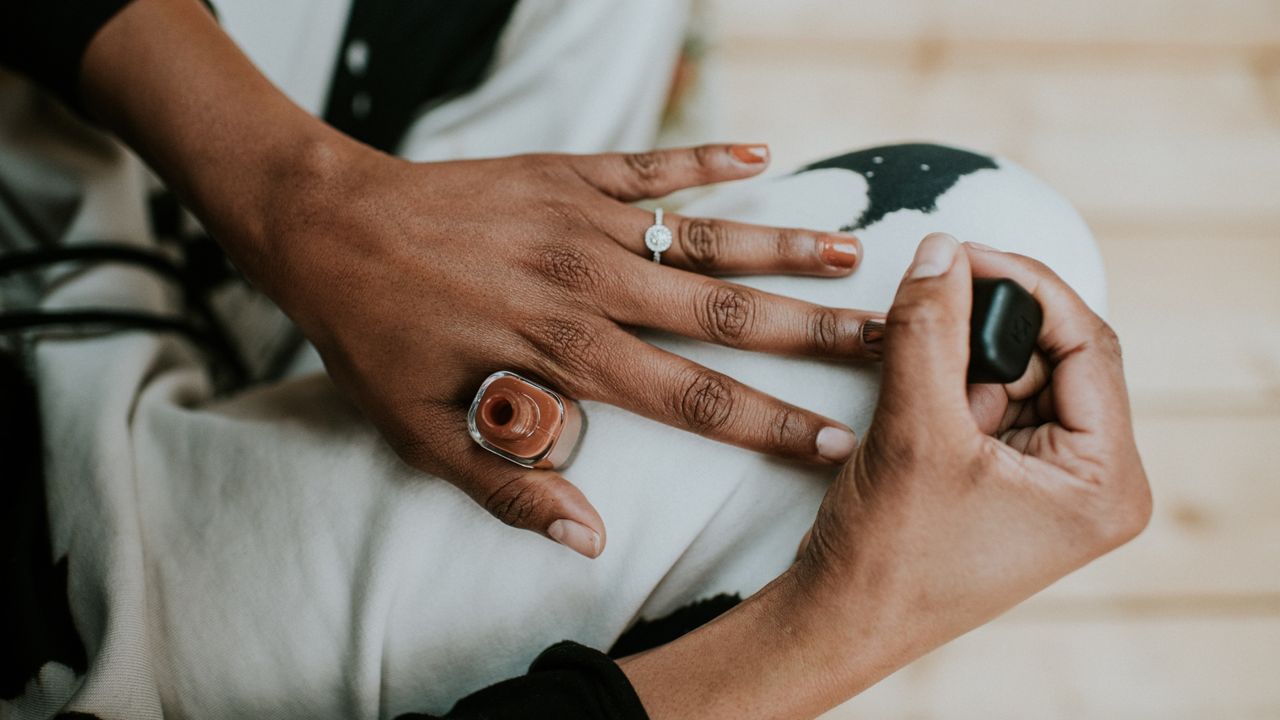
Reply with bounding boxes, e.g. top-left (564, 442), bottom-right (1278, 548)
top-left (397, 417), bottom-right (607, 558)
